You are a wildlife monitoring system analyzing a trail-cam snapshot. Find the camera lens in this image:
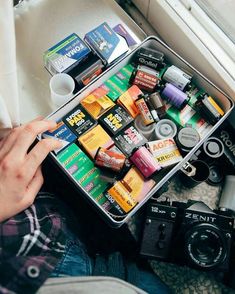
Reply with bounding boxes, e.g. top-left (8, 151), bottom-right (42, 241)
top-left (185, 223), bottom-right (227, 269)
